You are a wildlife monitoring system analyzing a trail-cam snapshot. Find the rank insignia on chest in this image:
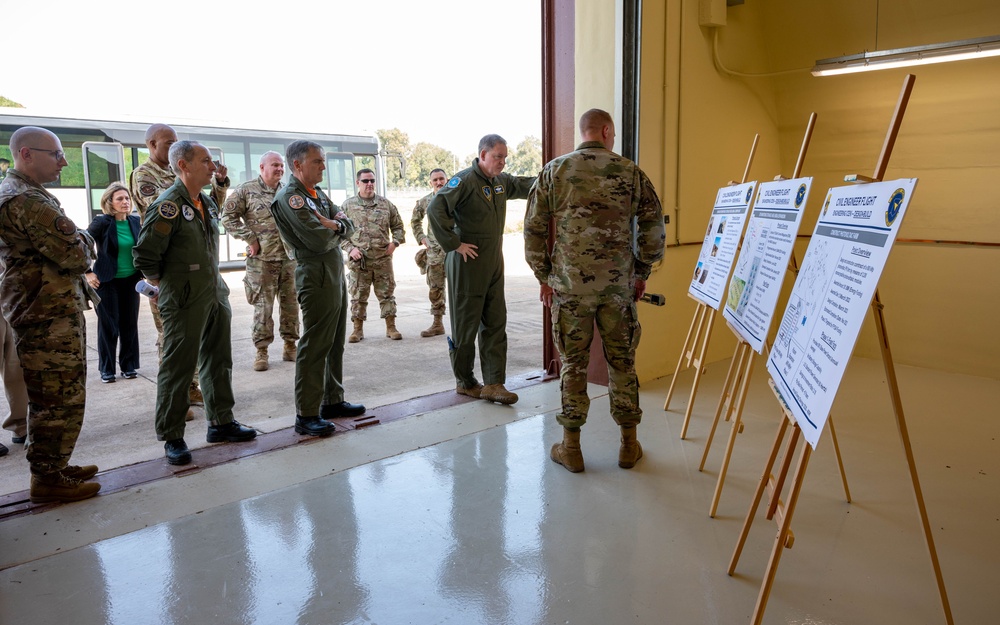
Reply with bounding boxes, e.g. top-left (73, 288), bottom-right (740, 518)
top-left (482, 185), bottom-right (492, 199)
top-left (289, 195), bottom-right (305, 209)
top-left (182, 205), bottom-right (196, 221)
top-left (494, 185), bottom-right (504, 195)
top-left (158, 201), bottom-right (179, 219)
